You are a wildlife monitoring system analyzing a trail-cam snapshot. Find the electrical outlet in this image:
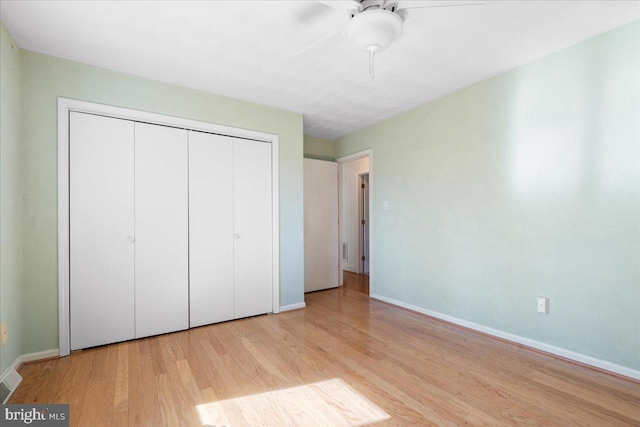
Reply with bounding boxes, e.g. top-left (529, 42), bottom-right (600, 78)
top-left (537, 297), bottom-right (549, 314)
top-left (0, 322), bottom-right (7, 345)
